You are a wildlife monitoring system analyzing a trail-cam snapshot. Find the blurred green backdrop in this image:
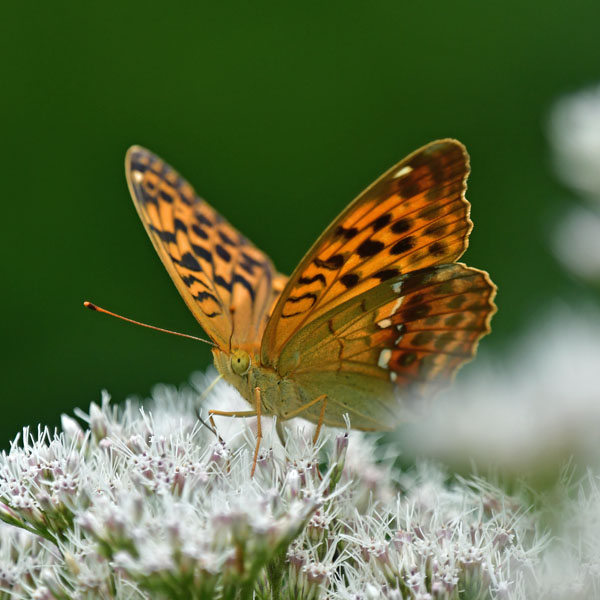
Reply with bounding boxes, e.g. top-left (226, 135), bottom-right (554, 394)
top-left (1, 1), bottom-right (598, 444)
